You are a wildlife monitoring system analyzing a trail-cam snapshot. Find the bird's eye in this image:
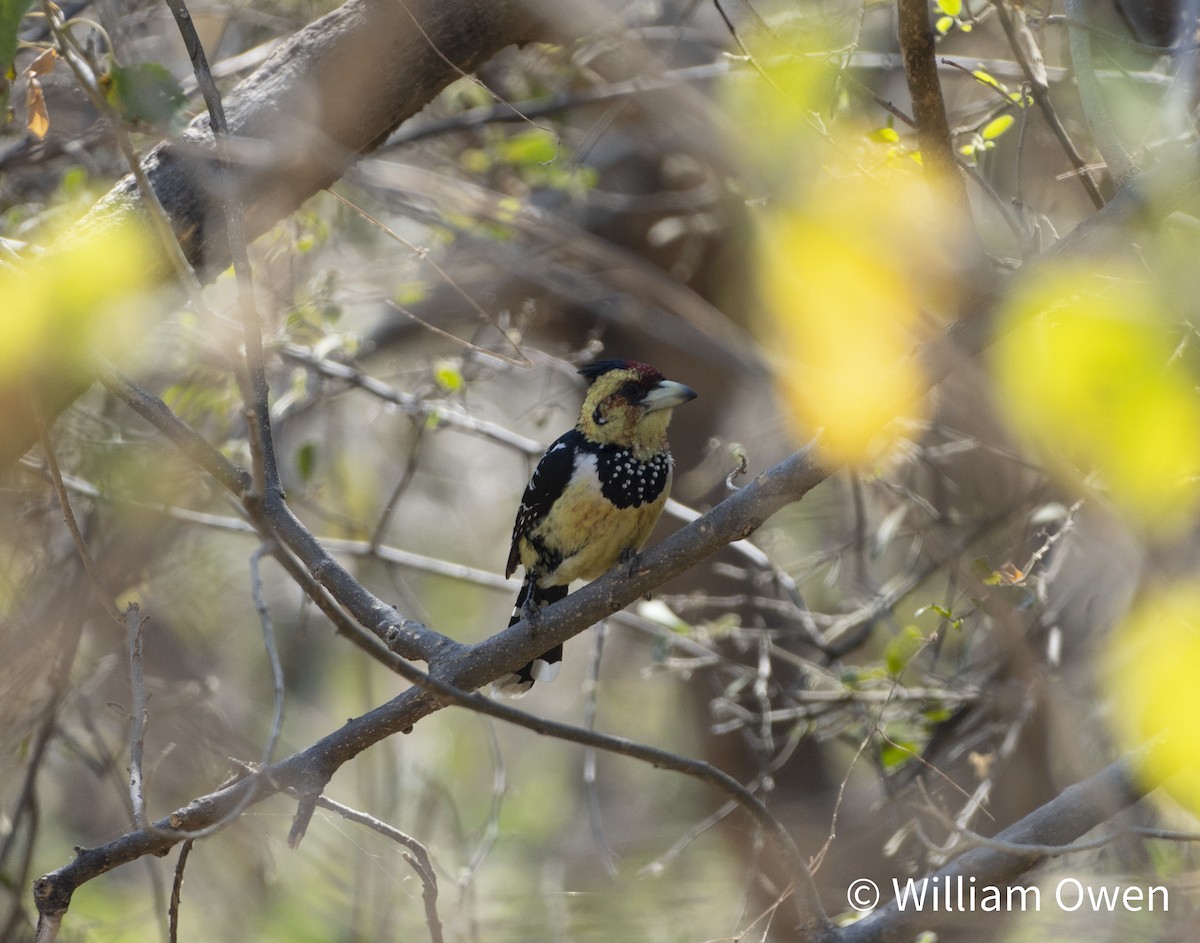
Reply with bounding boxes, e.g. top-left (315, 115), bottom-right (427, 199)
top-left (620, 381), bottom-right (640, 399)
